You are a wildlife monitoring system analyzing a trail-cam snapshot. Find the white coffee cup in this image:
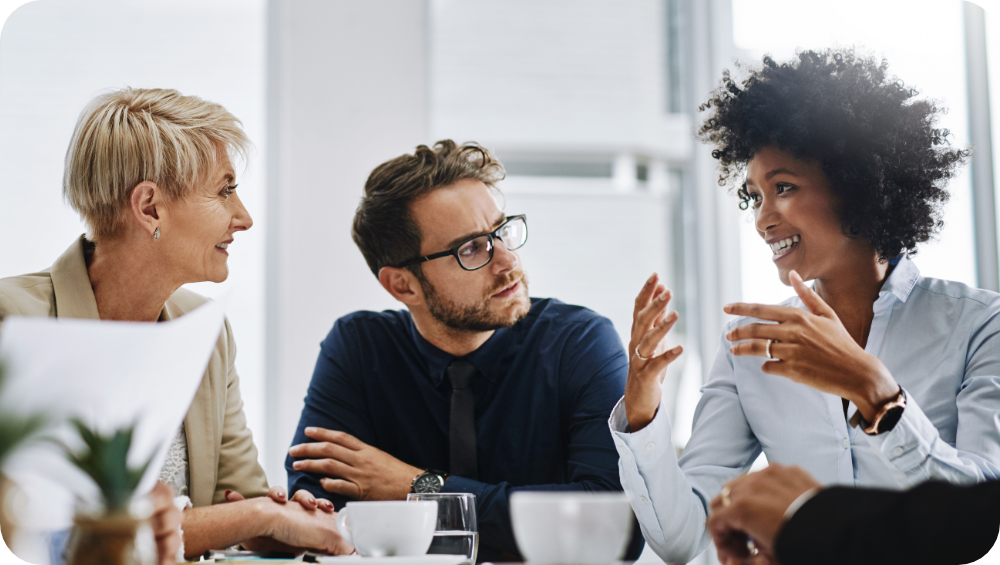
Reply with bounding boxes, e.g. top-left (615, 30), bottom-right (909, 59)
top-left (336, 500), bottom-right (437, 557)
top-left (510, 492), bottom-right (633, 564)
